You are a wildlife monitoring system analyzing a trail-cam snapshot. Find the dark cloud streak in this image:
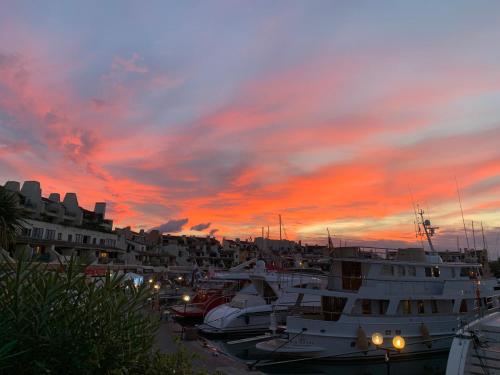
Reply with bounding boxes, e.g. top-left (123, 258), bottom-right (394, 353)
top-left (152, 218), bottom-right (188, 233)
top-left (190, 222), bottom-right (211, 231)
